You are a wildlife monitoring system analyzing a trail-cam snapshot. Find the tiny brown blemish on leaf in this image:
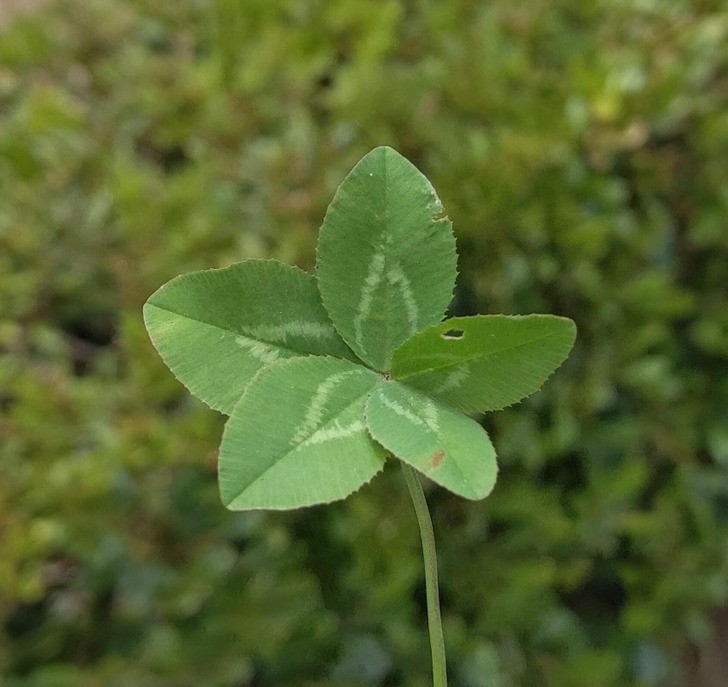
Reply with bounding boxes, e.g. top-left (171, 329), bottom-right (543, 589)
top-left (431, 450), bottom-right (445, 468)
top-left (432, 209), bottom-right (449, 222)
